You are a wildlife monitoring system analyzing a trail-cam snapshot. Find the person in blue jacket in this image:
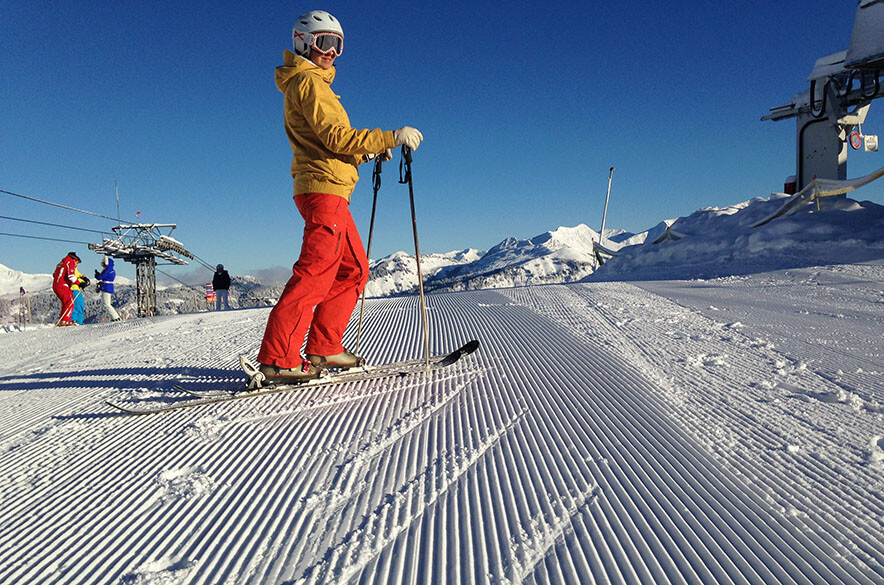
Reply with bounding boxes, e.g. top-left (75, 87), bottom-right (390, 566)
top-left (95, 256), bottom-right (121, 321)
